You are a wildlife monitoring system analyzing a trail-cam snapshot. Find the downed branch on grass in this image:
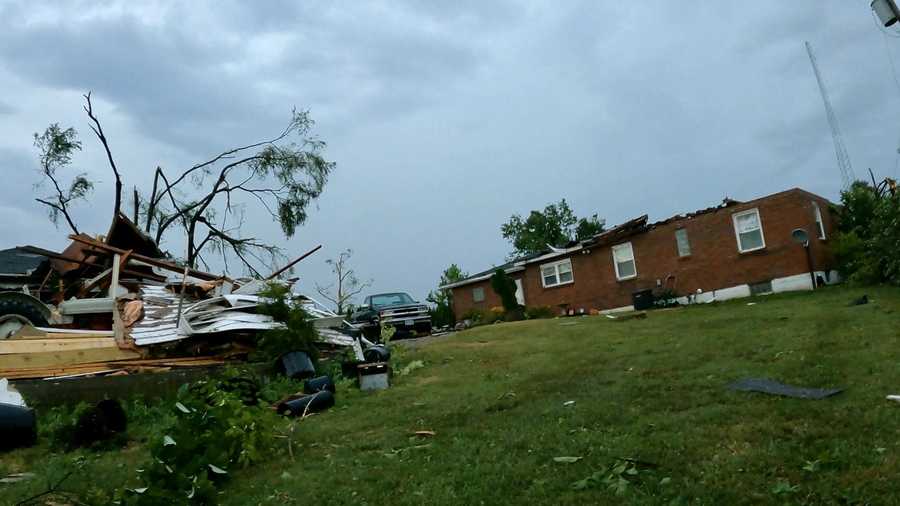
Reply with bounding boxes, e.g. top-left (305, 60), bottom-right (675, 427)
top-left (14, 467), bottom-right (84, 506)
